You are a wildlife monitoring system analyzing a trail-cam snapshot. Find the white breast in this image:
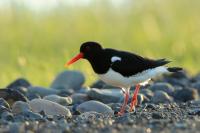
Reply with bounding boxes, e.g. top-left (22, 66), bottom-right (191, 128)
top-left (98, 66), bottom-right (168, 88)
